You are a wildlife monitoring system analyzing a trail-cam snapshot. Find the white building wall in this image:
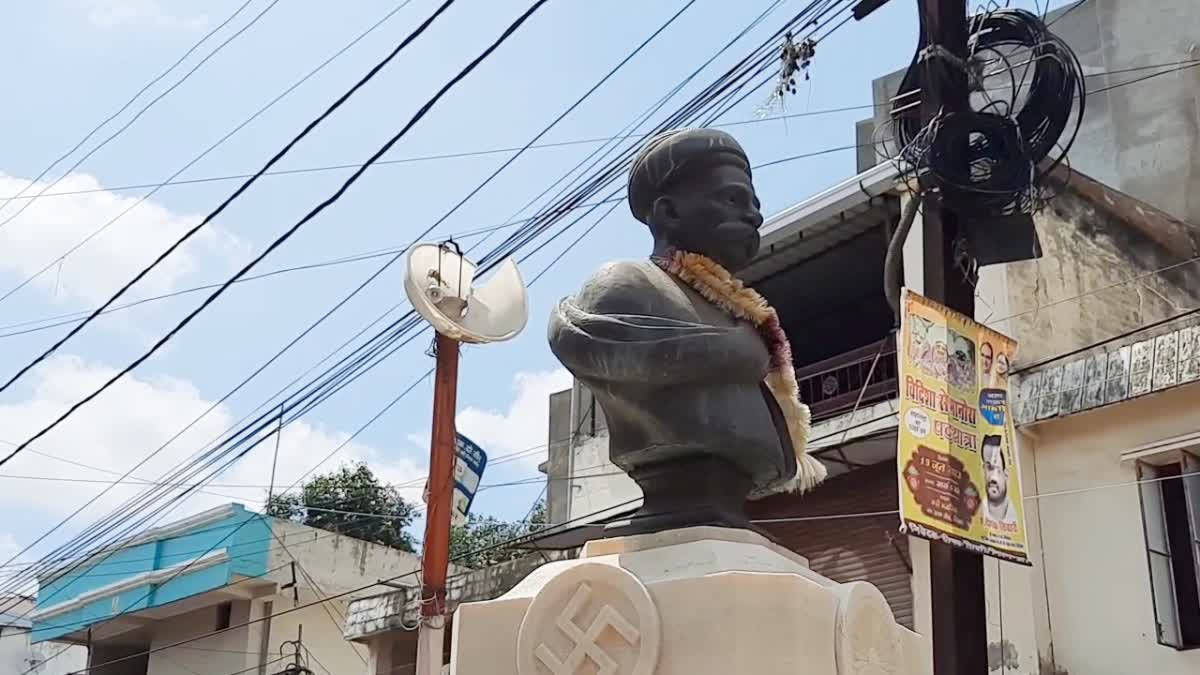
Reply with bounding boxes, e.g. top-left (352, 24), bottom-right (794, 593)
top-left (146, 601), bottom-right (254, 675)
top-left (566, 430), bottom-right (640, 525)
top-left (259, 519), bottom-right (426, 675)
top-left (140, 592), bottom-right (371, 675)
top-left (1016, 384), bottom-right (1200, 675)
